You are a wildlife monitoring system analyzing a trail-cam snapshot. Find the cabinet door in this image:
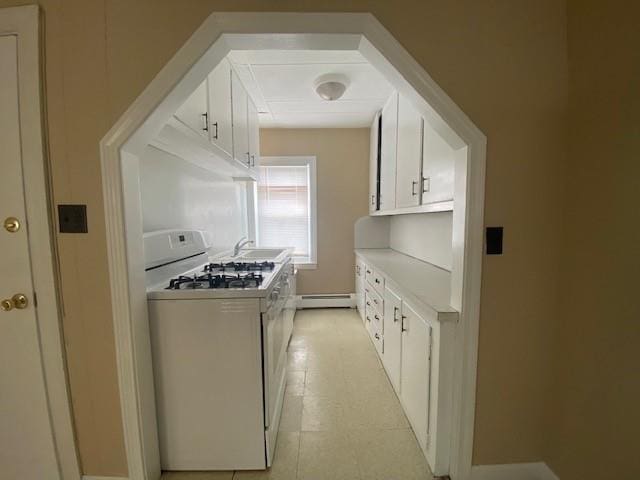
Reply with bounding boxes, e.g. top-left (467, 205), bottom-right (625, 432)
top-left (369, 111), bottom-right (381, 213)
top-left (421, 121), bottom-right (455, 204)
top-left (174, 80), bottom-right (208, 137)
top-left (382, 287), bottom-right (402, 394)
top-left (207, 58), bottom-right (234, 156)
top-left (248, 97), bottom-right (260, 170)
top-left (379, 92), bottom-right (398, 211)
top-left (395, 95), bottom-right (423, 208)
top-left (400, 302), bottom-right (432, 451)
top-left (231, 70), bottom-right (250, 166)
